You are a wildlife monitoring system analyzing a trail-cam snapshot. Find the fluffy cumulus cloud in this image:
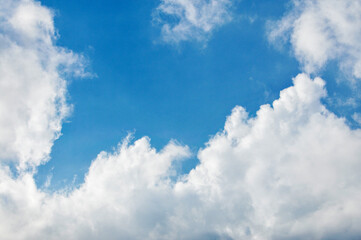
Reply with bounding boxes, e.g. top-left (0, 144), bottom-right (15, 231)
top-left (2, 73), bottom-right (361, 239)
top-left (153, 0), bottom-right (233, 43)
top-left (2, 0), bottom-right (361, 240)
top-left (0, 0), bottom-right (84, 170)
top-left (268, 0), bottom-right (361, 80)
